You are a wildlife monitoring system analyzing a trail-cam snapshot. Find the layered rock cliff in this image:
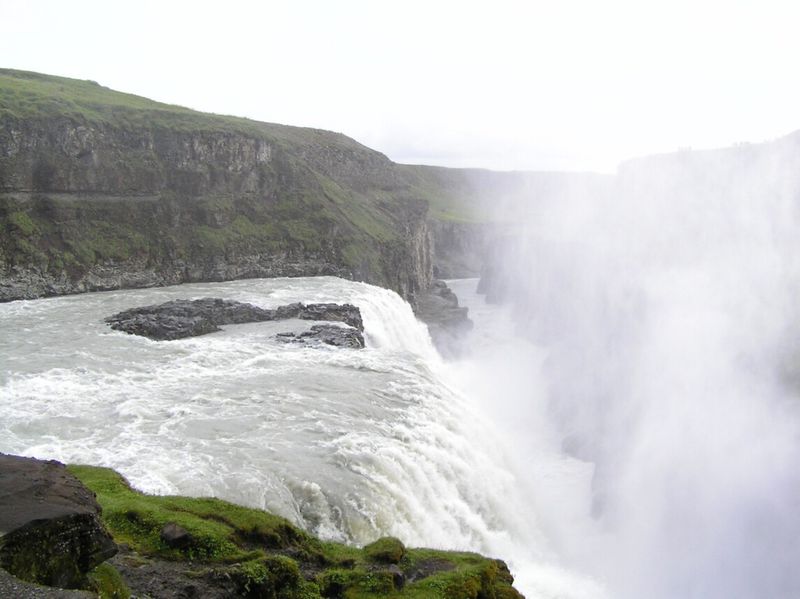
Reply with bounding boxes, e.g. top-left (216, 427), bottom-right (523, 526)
top-left (0, 69), bottom-right (613, 305)
top-left (0, 69), bottom-right (434, 302)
